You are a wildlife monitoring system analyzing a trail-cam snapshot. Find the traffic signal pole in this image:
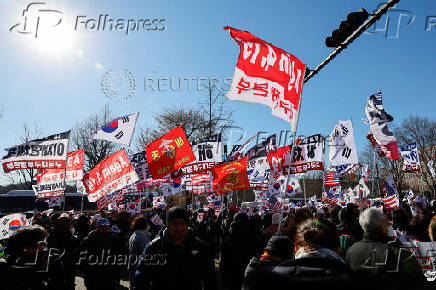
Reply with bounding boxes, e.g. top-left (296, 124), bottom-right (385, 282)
top-left (304, 0), bottom-right (400, 83)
